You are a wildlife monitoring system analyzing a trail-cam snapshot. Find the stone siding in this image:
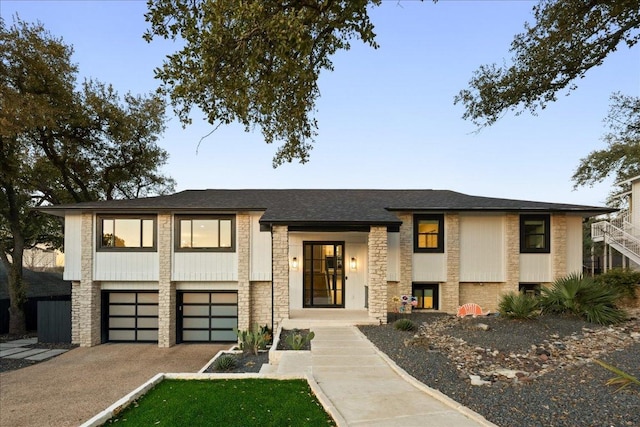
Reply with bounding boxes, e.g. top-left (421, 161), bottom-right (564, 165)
top-left (79, 212), bottom-right (101, 347)
top-left (272, 226), bottom-right (289, 331)
top-left (368, 226), bottom-right (388, 323)
top-left (398, 213), bottom-right (413, 312)
top-left (387, 282), bottom-right (400, 312)
top-left (459, 282), bottom-right (501, 312)
top-left (441, 213), bottom-right (460, 313)
top-left (250, 281), bottom-right (272, 329)
top-left (71, 282), bottom-right (80, 344)
top-left (502, 214), bottom-right (520, 295)
top-left (552, 213), bottom-right (568, 281)
top-left (236, 214), bottom-right (251, 332)
top-left (157, 213), bottom-right (175, 348)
